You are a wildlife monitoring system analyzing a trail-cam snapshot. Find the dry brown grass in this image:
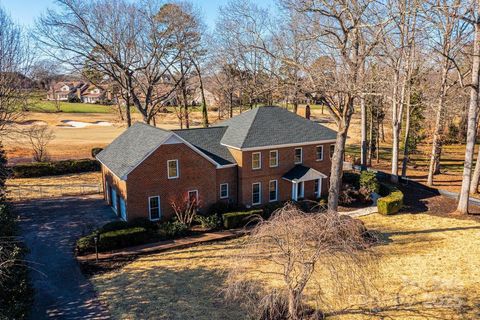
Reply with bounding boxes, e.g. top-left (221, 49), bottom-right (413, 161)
top-left (7, 172), bottom-right (102, 200)
top-left (92, 212), bottom-right (480, 319)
